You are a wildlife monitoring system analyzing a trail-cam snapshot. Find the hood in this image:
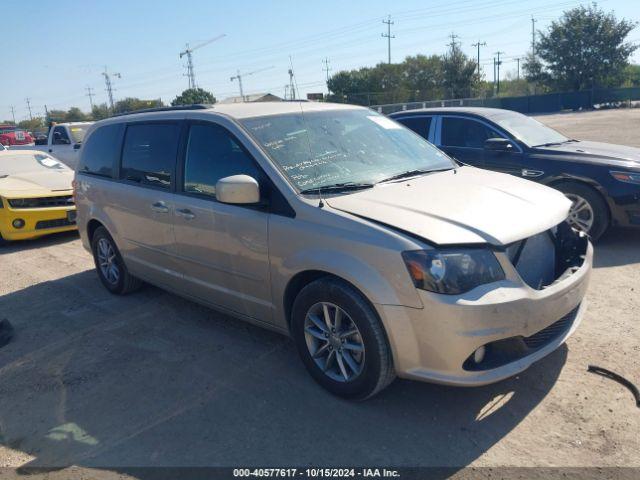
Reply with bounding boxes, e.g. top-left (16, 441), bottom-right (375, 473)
top-left (325, 167), bottom-right (571, 246)
top-left (0, 170), bottom-right (73, 196)
top-left (535, 140), bottom-right (640, 167)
